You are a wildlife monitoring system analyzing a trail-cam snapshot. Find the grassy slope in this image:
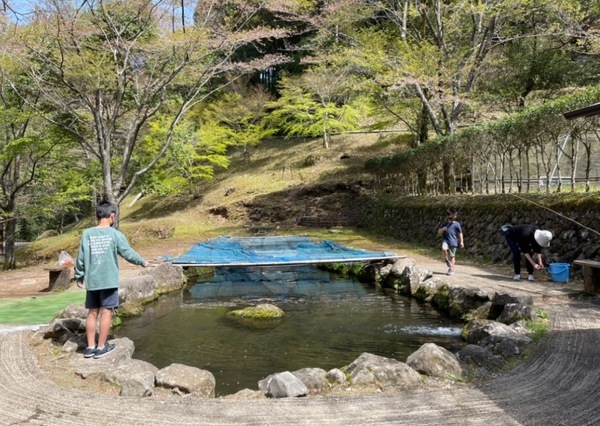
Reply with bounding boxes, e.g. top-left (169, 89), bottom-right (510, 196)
top-left (20, 132), bottom-right (417, 265)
